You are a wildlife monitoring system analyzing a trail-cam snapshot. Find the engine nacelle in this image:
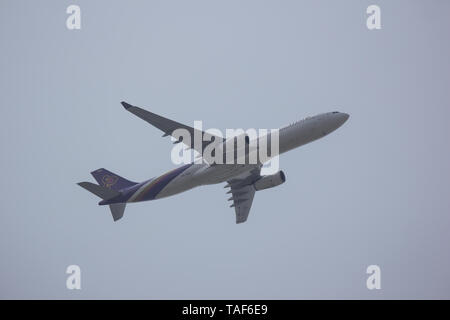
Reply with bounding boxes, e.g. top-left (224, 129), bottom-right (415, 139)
top-left (253, 170), bottom-right (286, 191)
